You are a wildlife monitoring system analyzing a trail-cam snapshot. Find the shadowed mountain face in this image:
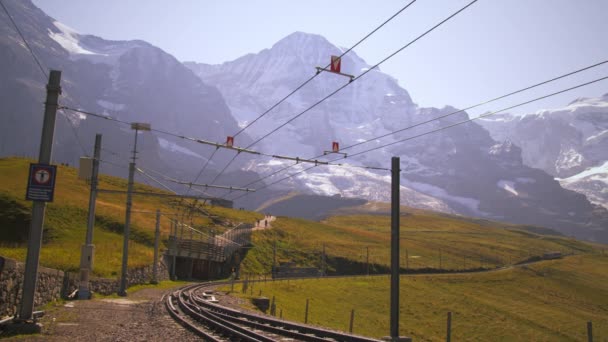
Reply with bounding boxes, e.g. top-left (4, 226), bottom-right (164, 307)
top-left (3, 1), bottom-right (607, 242)
top-left (0, 0), bottom-right (256, 187)
top-left (186, 32), bottom-right (608, 242)
top-left (478, 95), bottom-right (608, 210)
